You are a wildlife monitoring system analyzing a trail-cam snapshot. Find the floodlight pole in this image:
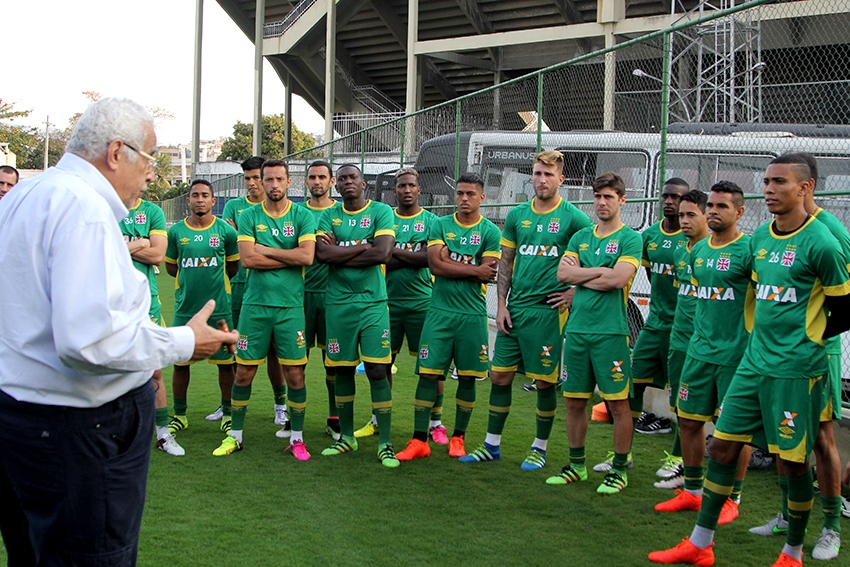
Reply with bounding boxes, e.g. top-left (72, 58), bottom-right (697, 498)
top-left (323, 0), bottom-right (336, 158)
top-left (253, 0), bottom-right (266, 157)
top-left (191, 0), bottom-right (203, 178)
